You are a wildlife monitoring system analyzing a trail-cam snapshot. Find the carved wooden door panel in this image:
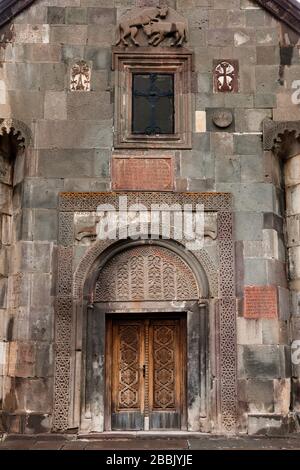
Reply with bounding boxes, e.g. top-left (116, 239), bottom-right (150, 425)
top-left (111, 320), bottom-right (145, 430)
top-left (148, 319), bottom-right (182, 429)
top-left (108, 316), bottom-right (186, 431)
